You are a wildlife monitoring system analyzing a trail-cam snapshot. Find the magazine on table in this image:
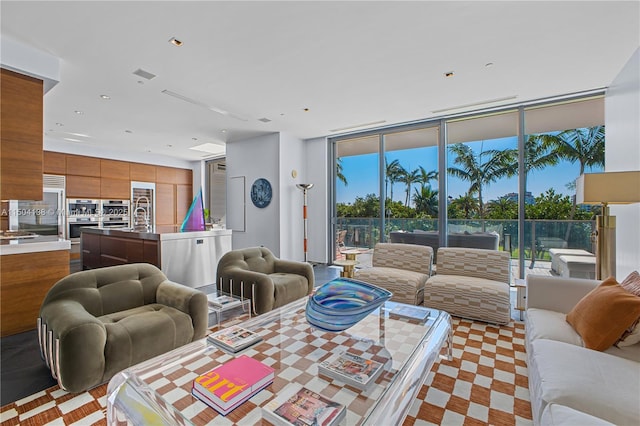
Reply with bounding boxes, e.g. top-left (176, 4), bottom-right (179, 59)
top-left (207, 294), bottom-right (242, 310)
top-left (262, 383), bottom-right (346, 426)
top-left (207, 325), bottom-right (262, 353)
top-left (318, 350), bottom-right (384, 390)
top-left (389, 304), bottom-right (430, 323)
top-left (192, 354), bottom-right (274, 415)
